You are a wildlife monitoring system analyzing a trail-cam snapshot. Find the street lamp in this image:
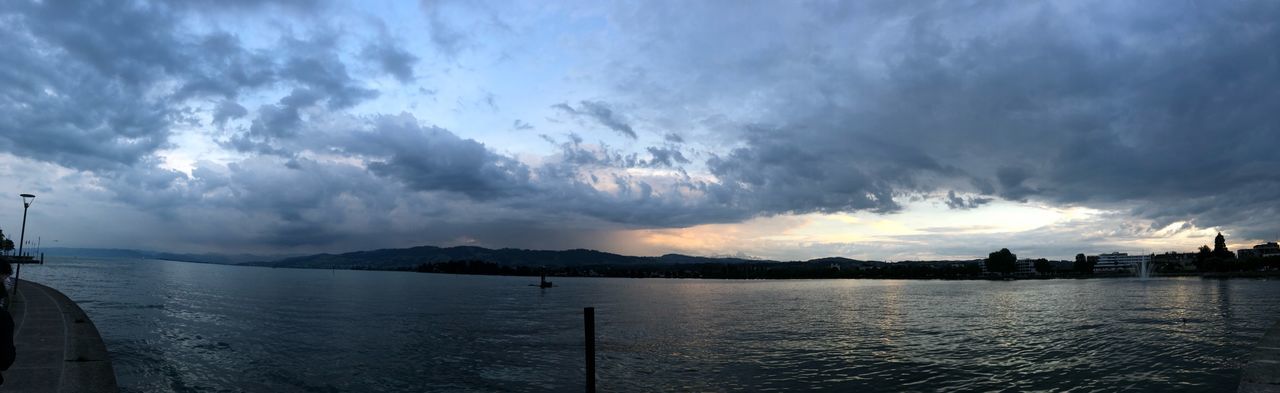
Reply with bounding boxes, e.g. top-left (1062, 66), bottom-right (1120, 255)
top-left (13, 193), bottom-right (33, 296)
top-left (18, 194), bottom-right (33, 258)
